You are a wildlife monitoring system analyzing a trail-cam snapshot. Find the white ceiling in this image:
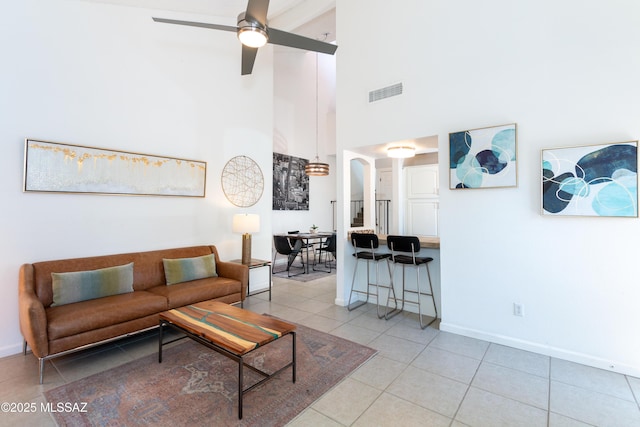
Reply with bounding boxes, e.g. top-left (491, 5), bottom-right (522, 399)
top-left (79, 1), bottom-right (438, 158)
top-left (349, 136), bottom-right (440, 159)
top-left (81, 0), bottom-right (336, 40)
top-left (81, 0), bottom-right (305, 18)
